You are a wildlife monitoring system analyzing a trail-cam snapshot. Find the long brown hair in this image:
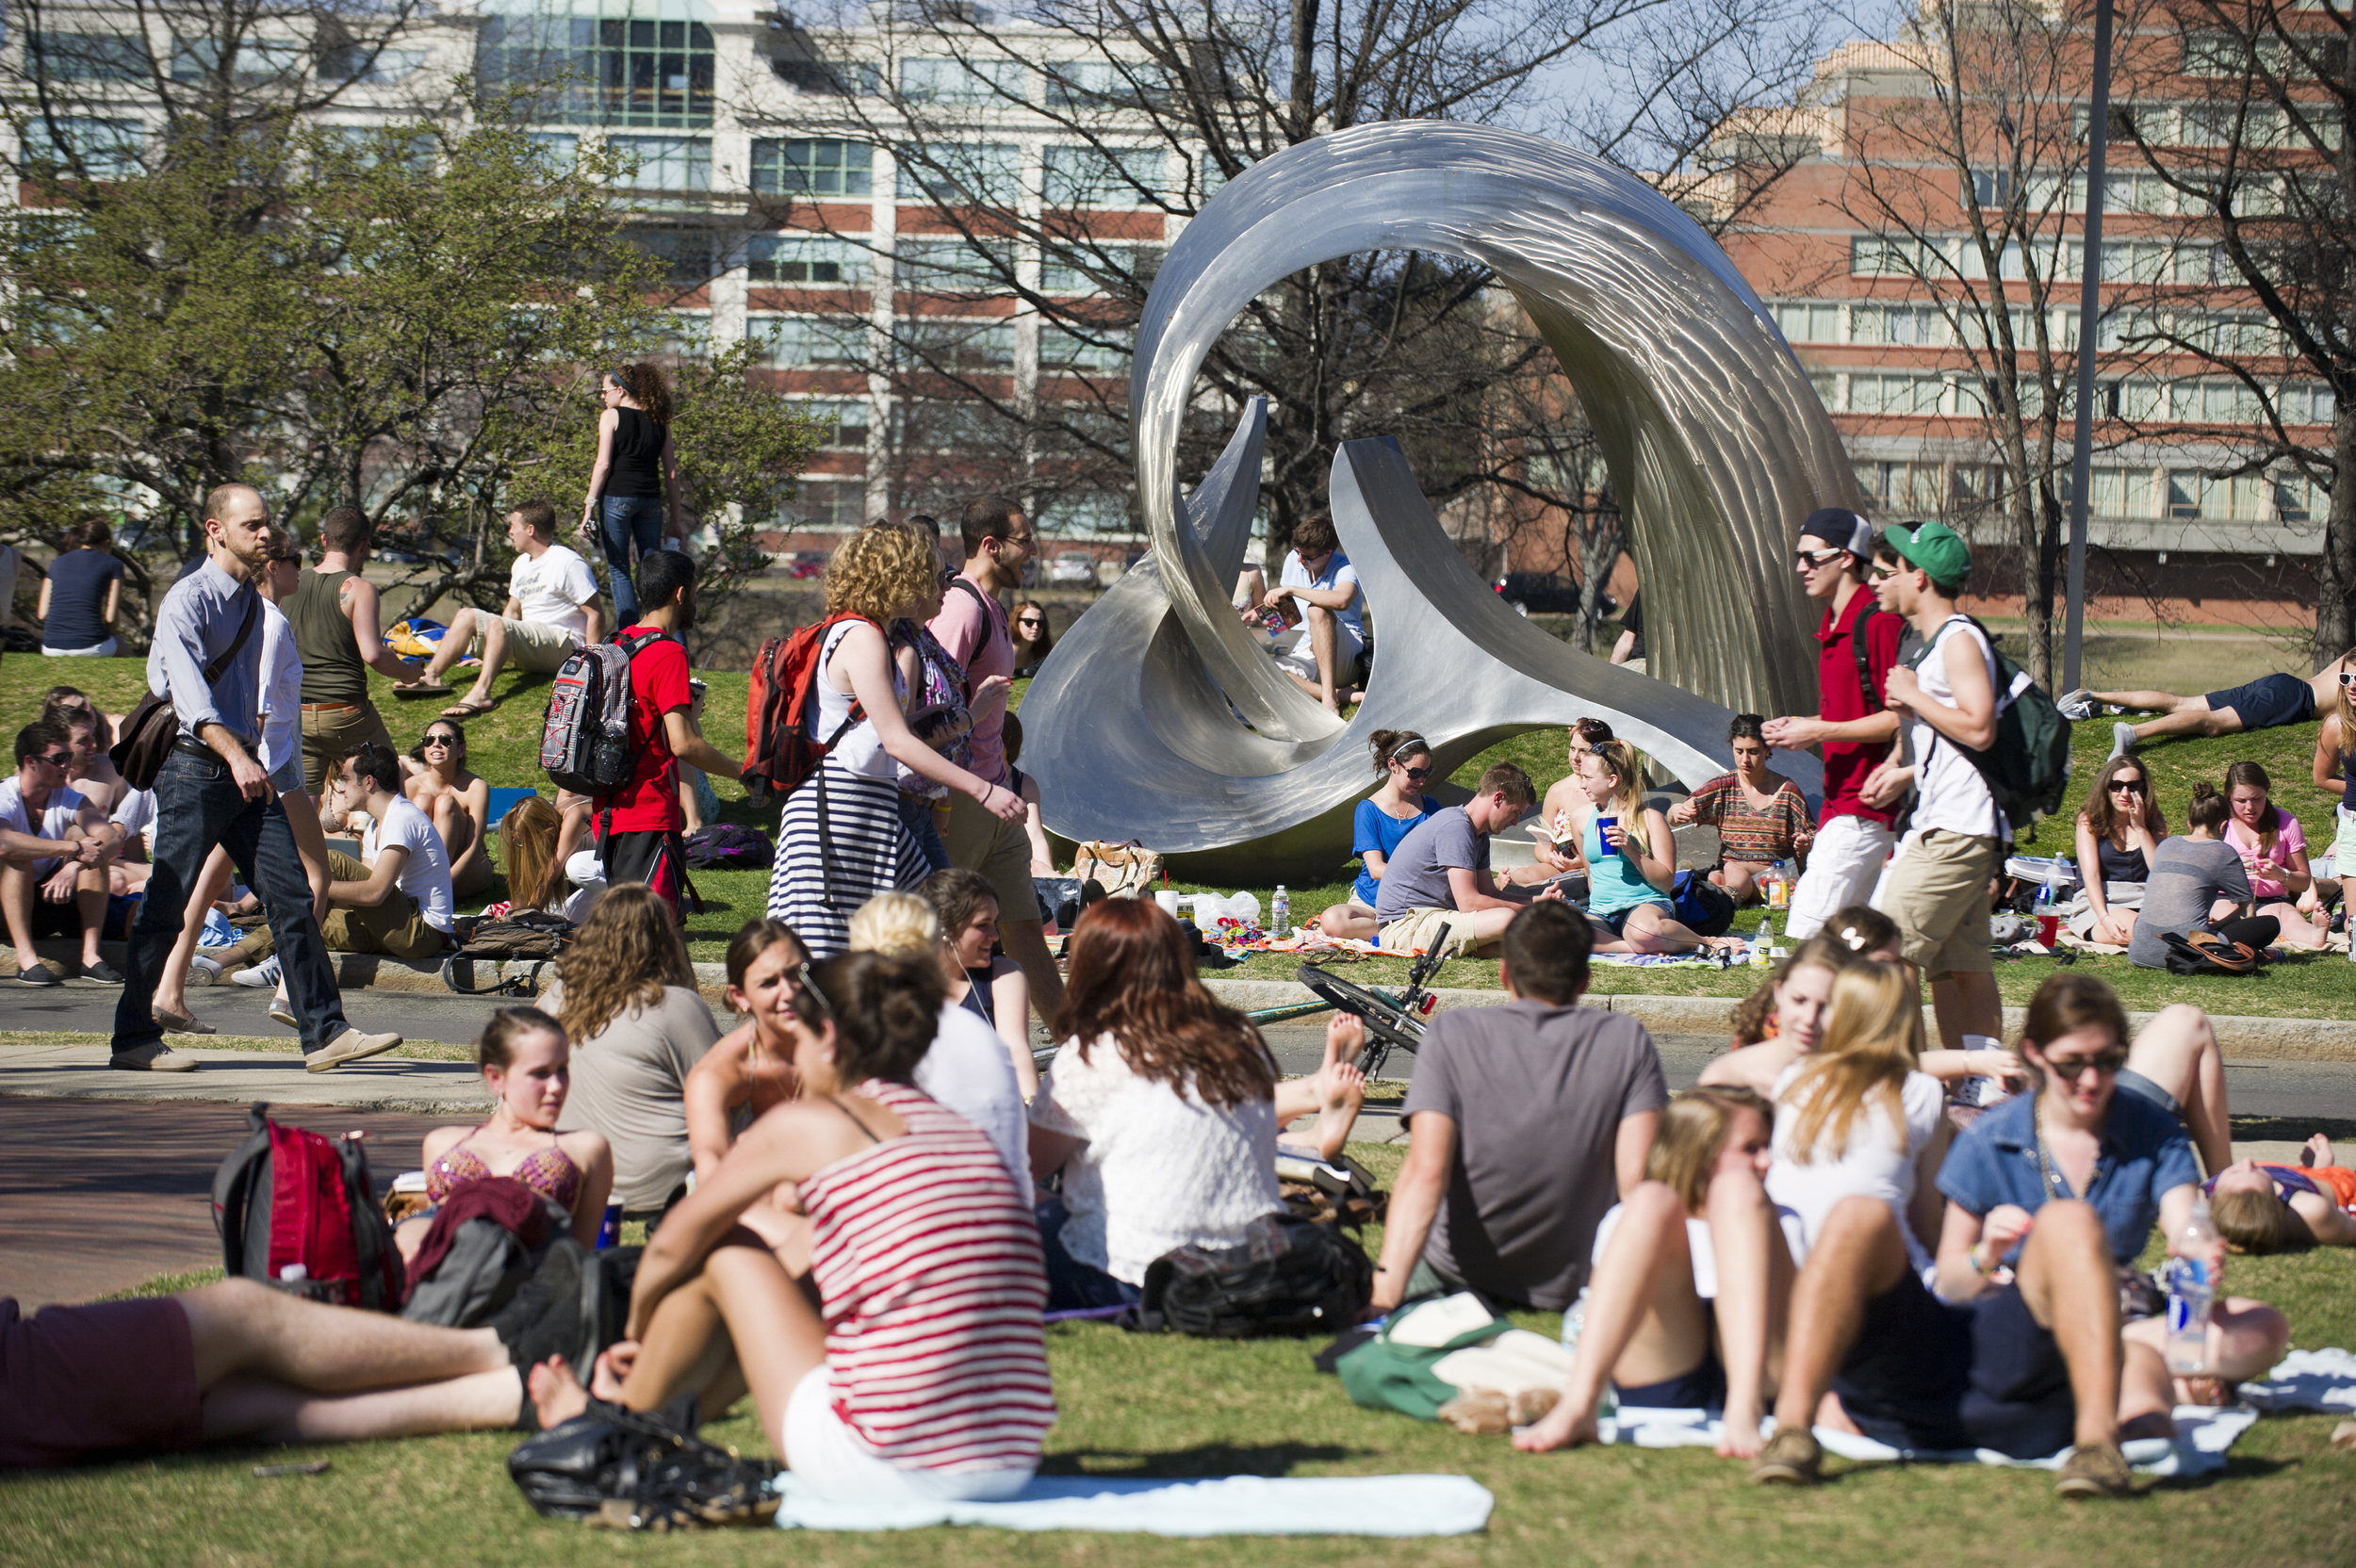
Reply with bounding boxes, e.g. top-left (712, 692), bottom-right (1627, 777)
top-left (2078, 753), bottom-right (2168, 845)
top-left (614, 361), bottom-right (673, 426)
top-left (2223, 759), bottom-right (2285, 856)
top-left (1052, 899), bottom-right (1276, 1108)
top-left (499, 795), bottom-right (563, 912)
top-left (554, 884), bottom-right (695, 1042)
top-left (1367, 728), bottom-right (1431, 776)
top-left (1780, 962), bottom-right (1923, 1163)
top-left (2334, 645), bottom-right (2356, 767)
